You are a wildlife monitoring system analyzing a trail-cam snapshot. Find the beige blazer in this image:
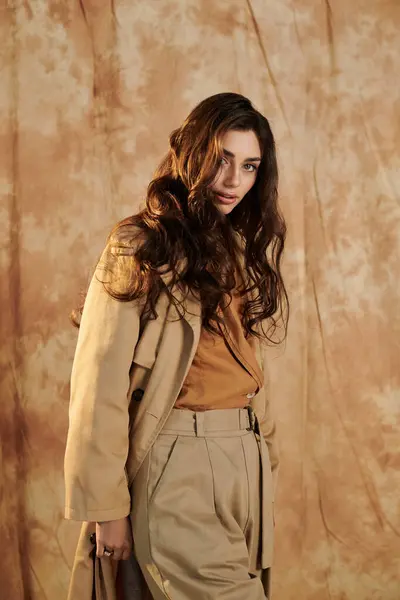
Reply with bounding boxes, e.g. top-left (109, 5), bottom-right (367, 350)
top-left (64, 239), bottom-right (279, 599)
